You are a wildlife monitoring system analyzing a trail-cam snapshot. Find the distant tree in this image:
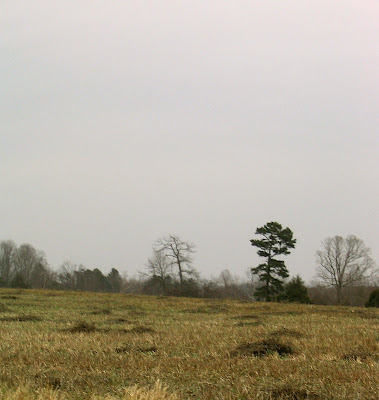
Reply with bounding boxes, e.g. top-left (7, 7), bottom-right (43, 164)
top-left (153, 235), bottom-right (198, 292)
top-left (250, 222), bottom-right (296, 302)
top-left (282, 275), bottom-right (310, 303)
top-left (10, 273), bottom-right (29, 289)
top-left (12, 243), bottom-right (48, 287)
top-left (0, 240), bottom-right (17, 285)
top-left (315, 235), bottom-right (376, 304)
top-left (31, 262), bottom-right (56, 289)
top-left (201, 278), bottom-right (223, 298)
top-left (121, 275), bottom-right (145, 294)
top-left (84, 268), bottom-right (108, 292)
top-left (107, 268), bottom-right (123, 292)
top-left (58, 261), bottom-right (82, 290)
top-left (218, 269), bottom-right (240, 299)
top-left (365, 288), bottom-right (379, 307)
top-left (142, 249), bottom-right (172, 295)
top-left (73, 265), bottom-right (87, 291)
top-left (219, 269), bottom-right (234, 290)
top-left (178, 278), bottom-right (201, 297)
